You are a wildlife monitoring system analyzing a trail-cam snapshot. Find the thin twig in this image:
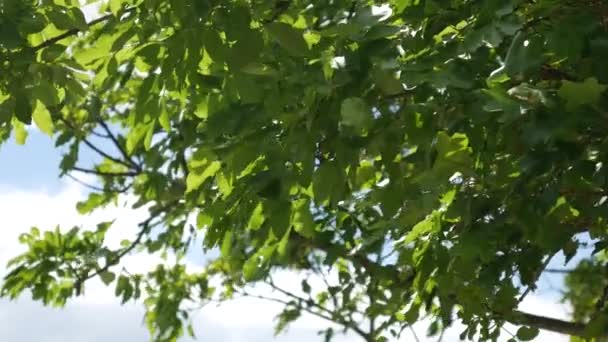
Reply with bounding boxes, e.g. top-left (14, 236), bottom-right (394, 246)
top-left (66, 173), bottom-right (132, 193)
top-left (59, 117), bottom-right (135, 169)
top-left (65, 173), bottom-right (106, 192)
top-left (409, 325), bottom-right (421, 342)
top-left (82, 137), bottom-right (137, 169)
top-left (543, 268), bottom-right (575, 274)
top-left (90, 129), bottom-right (111, 138)
top-left (518, 253), bottom-right (555, 303)
top-left (79, 200), bottom-right (179, 284)
top-left (240, 289), bottom-right (371, 341)
top-left (96, 116), bottom-right (142, 171)
top-left (437, 328), bottom-right (445, 342)
top-left (72, 166), bottom-right (139, 177)
top-left (266, 279), bottom-right (370, 339)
